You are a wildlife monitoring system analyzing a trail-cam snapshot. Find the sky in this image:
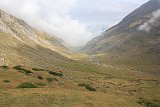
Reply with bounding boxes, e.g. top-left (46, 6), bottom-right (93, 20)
top-left (0, 0), bottom-right (149, 47)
